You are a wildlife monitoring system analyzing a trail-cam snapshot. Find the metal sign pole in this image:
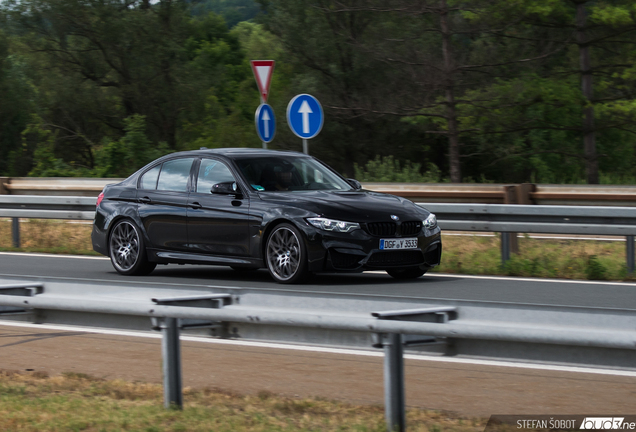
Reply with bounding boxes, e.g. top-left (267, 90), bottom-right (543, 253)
top-left (261, 96), bottom-right (267, 149)
top-left (303, 139), bottom-right (308, 155)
